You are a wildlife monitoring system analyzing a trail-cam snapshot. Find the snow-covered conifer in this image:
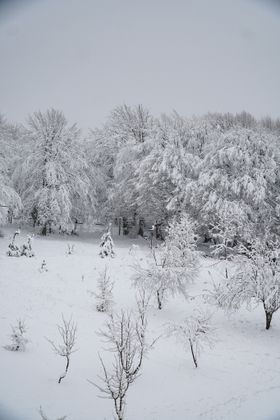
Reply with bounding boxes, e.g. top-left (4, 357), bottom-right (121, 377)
top-left (4, 319), bottom-right (28, 351)
top-left (21, 235), bottom-right (35, 257)
top-left (39, 259), bottom-right (48, 272)
top-left (91, 267), bottom-right (114, 312)
top-left (99, 223), bottom-right (115, 258)
top-left (7, 229), bottom-right (21, 257)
